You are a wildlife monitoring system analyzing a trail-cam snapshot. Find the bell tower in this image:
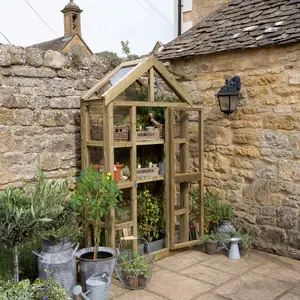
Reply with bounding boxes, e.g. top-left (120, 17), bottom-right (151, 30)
top-left (61, 0), bottom-right (83, 38)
